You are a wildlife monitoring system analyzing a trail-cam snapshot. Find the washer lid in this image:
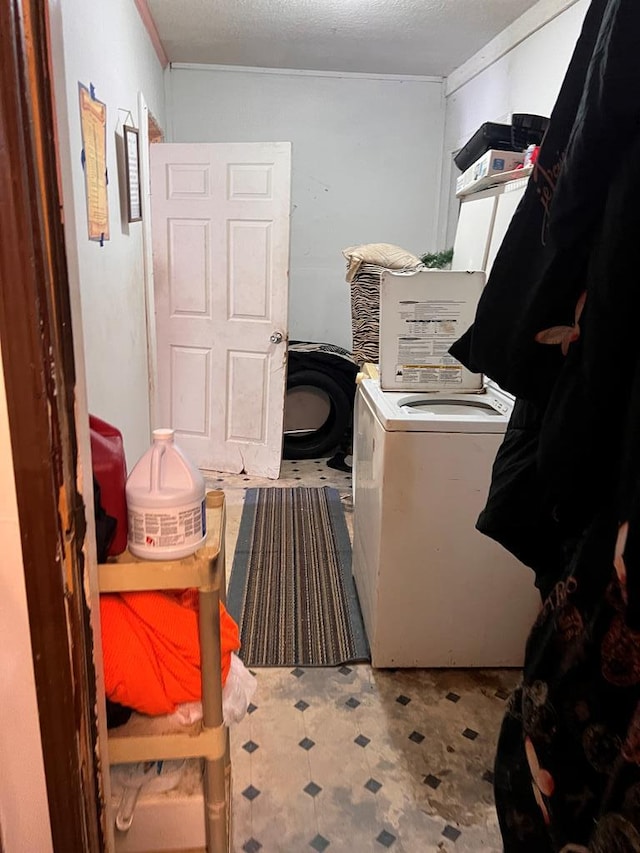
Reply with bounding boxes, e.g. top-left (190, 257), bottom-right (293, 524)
top-left (359, 378), bottom-right (512, 433)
